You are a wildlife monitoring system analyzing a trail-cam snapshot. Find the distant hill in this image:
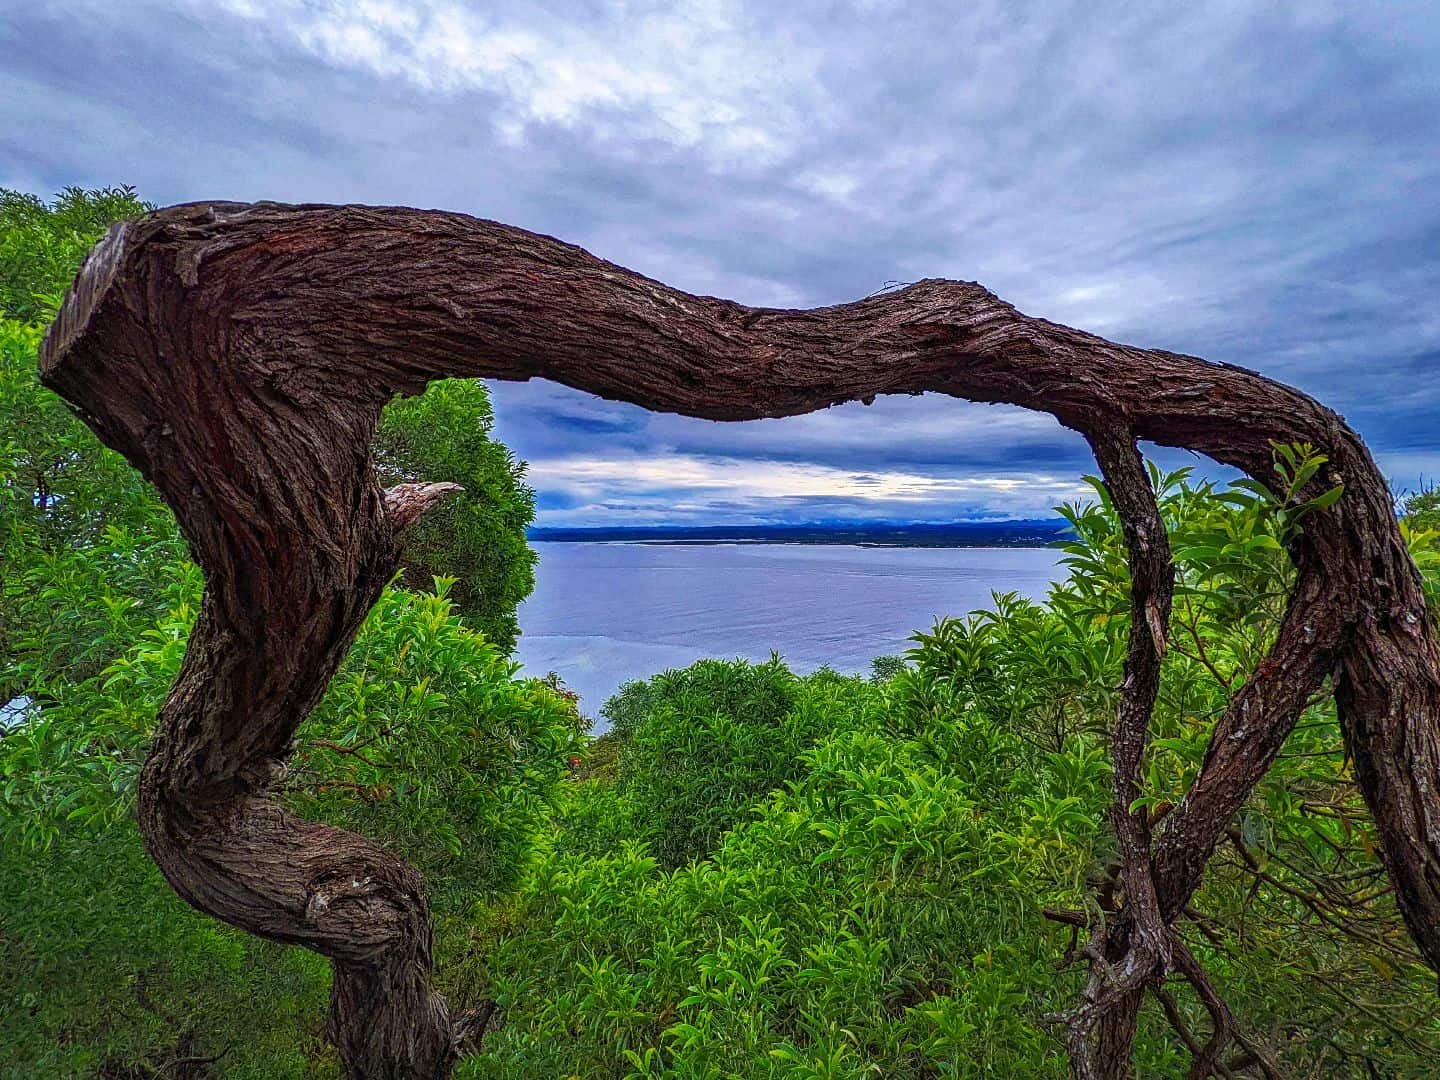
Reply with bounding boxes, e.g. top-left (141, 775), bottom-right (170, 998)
top-left (526, 520), bottom-right (1071, 547)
